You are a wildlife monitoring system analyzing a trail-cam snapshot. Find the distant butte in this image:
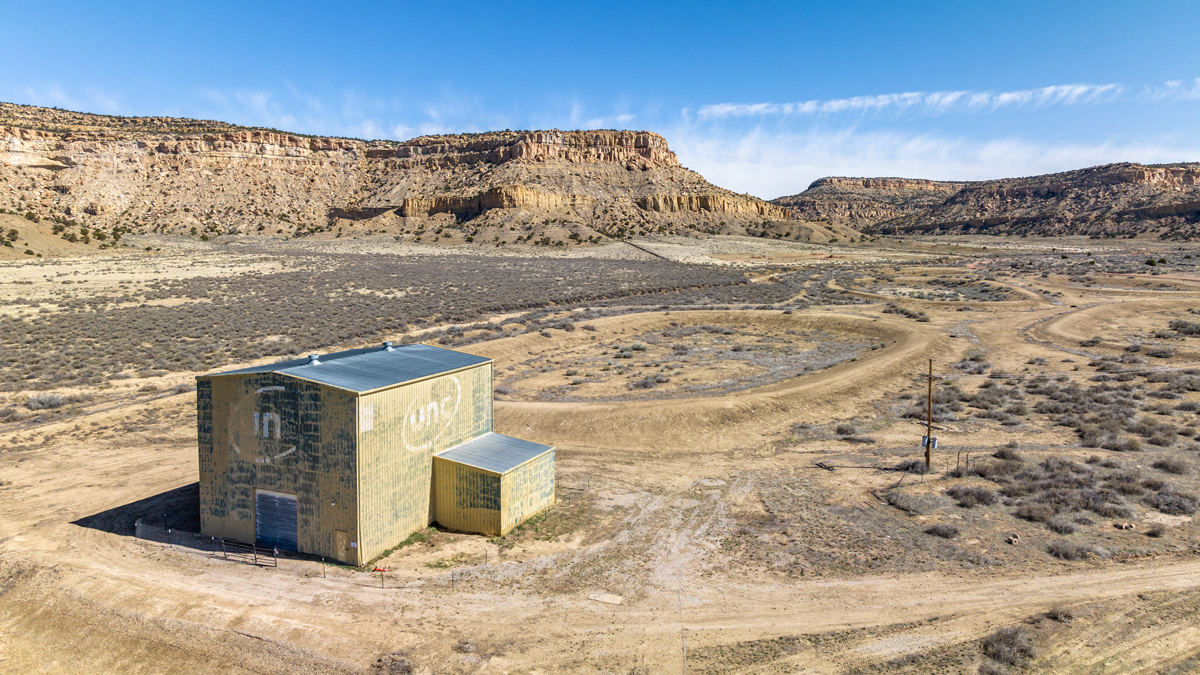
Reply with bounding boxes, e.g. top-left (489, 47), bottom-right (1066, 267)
top-left (772, 164), bottom-right (1200, 240)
